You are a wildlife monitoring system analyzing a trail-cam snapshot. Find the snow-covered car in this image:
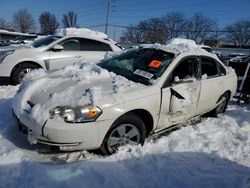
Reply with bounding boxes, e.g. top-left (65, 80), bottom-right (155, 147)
top-left (0, 35), bottom-right (122, 84)
top-left (12, 39), bottom-right (237, 155)
top-left (9, 35), bottom-right (38, 45)
top-left (230, 56), bottom-right (248, 63)
top-left (228, 53), bottom-right (248, 63)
